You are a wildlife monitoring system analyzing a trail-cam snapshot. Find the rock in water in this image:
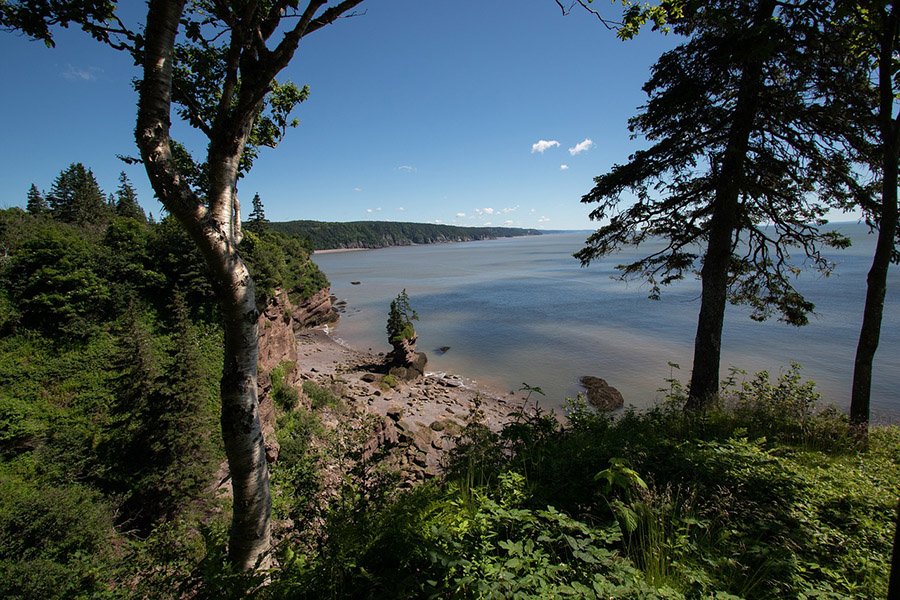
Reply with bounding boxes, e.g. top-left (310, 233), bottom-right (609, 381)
top-left (580, 376), bottom-right (624, 411)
